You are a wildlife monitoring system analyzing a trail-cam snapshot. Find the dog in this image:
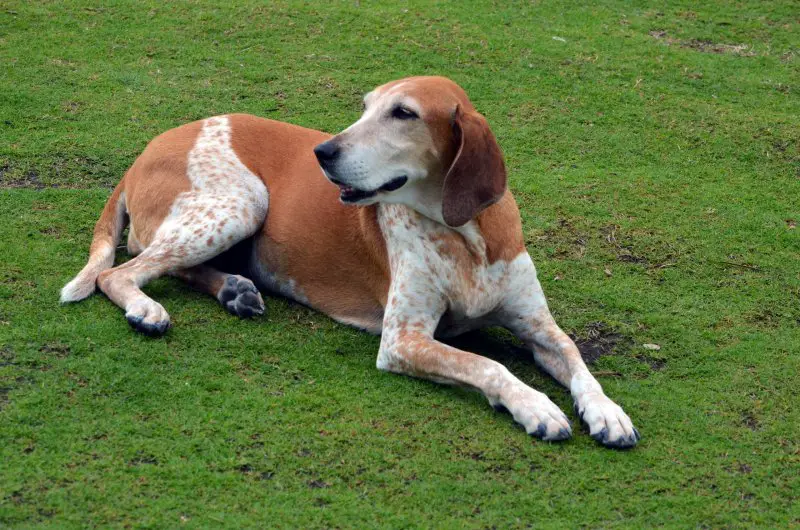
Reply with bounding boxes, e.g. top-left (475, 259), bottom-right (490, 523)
top-left (61, 76), bottom-right (639, 448)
